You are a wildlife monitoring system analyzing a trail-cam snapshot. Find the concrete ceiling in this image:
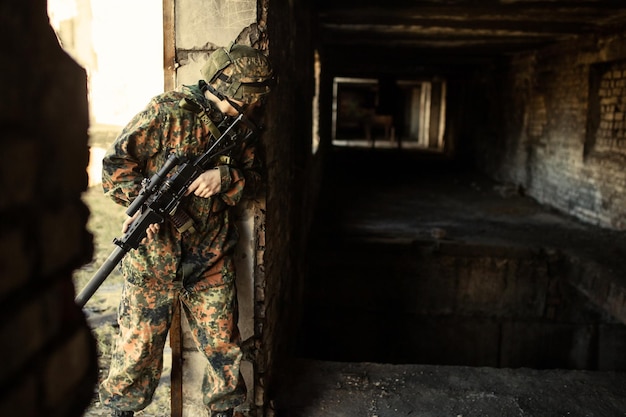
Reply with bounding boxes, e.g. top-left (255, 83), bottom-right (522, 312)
top-left (316, 1), bottom-right (626, 56)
